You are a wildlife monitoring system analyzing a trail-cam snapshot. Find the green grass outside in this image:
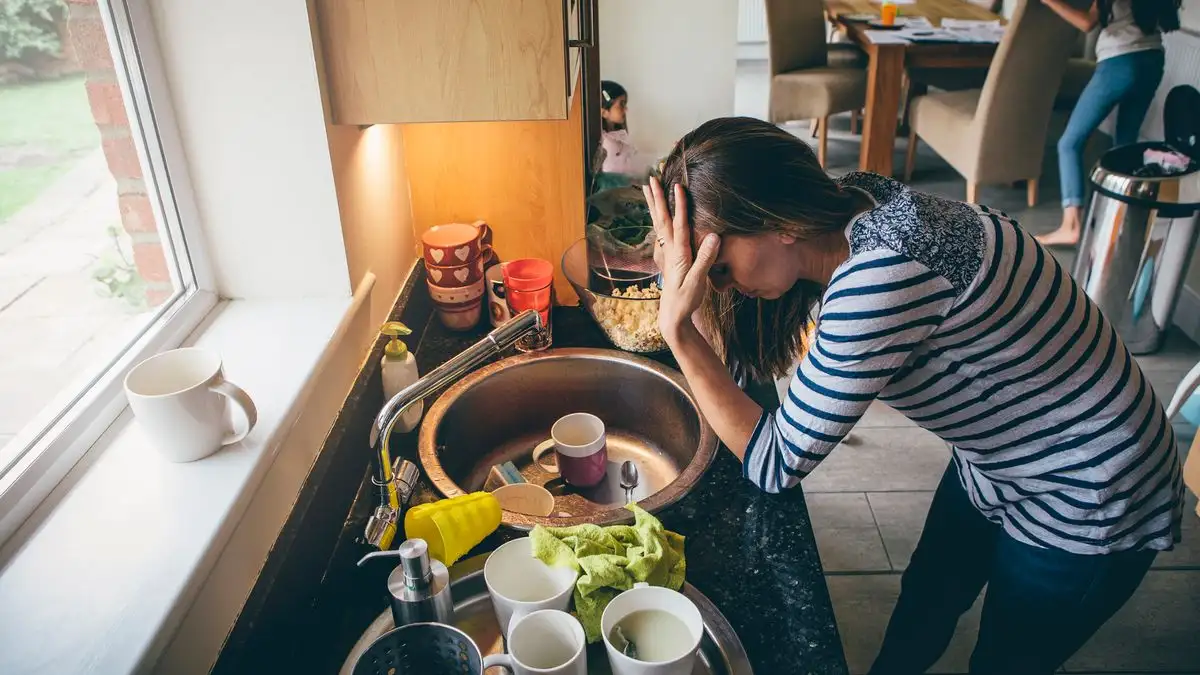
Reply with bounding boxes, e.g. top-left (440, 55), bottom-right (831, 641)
top-left (0, 75), bottom-right (101, 221)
